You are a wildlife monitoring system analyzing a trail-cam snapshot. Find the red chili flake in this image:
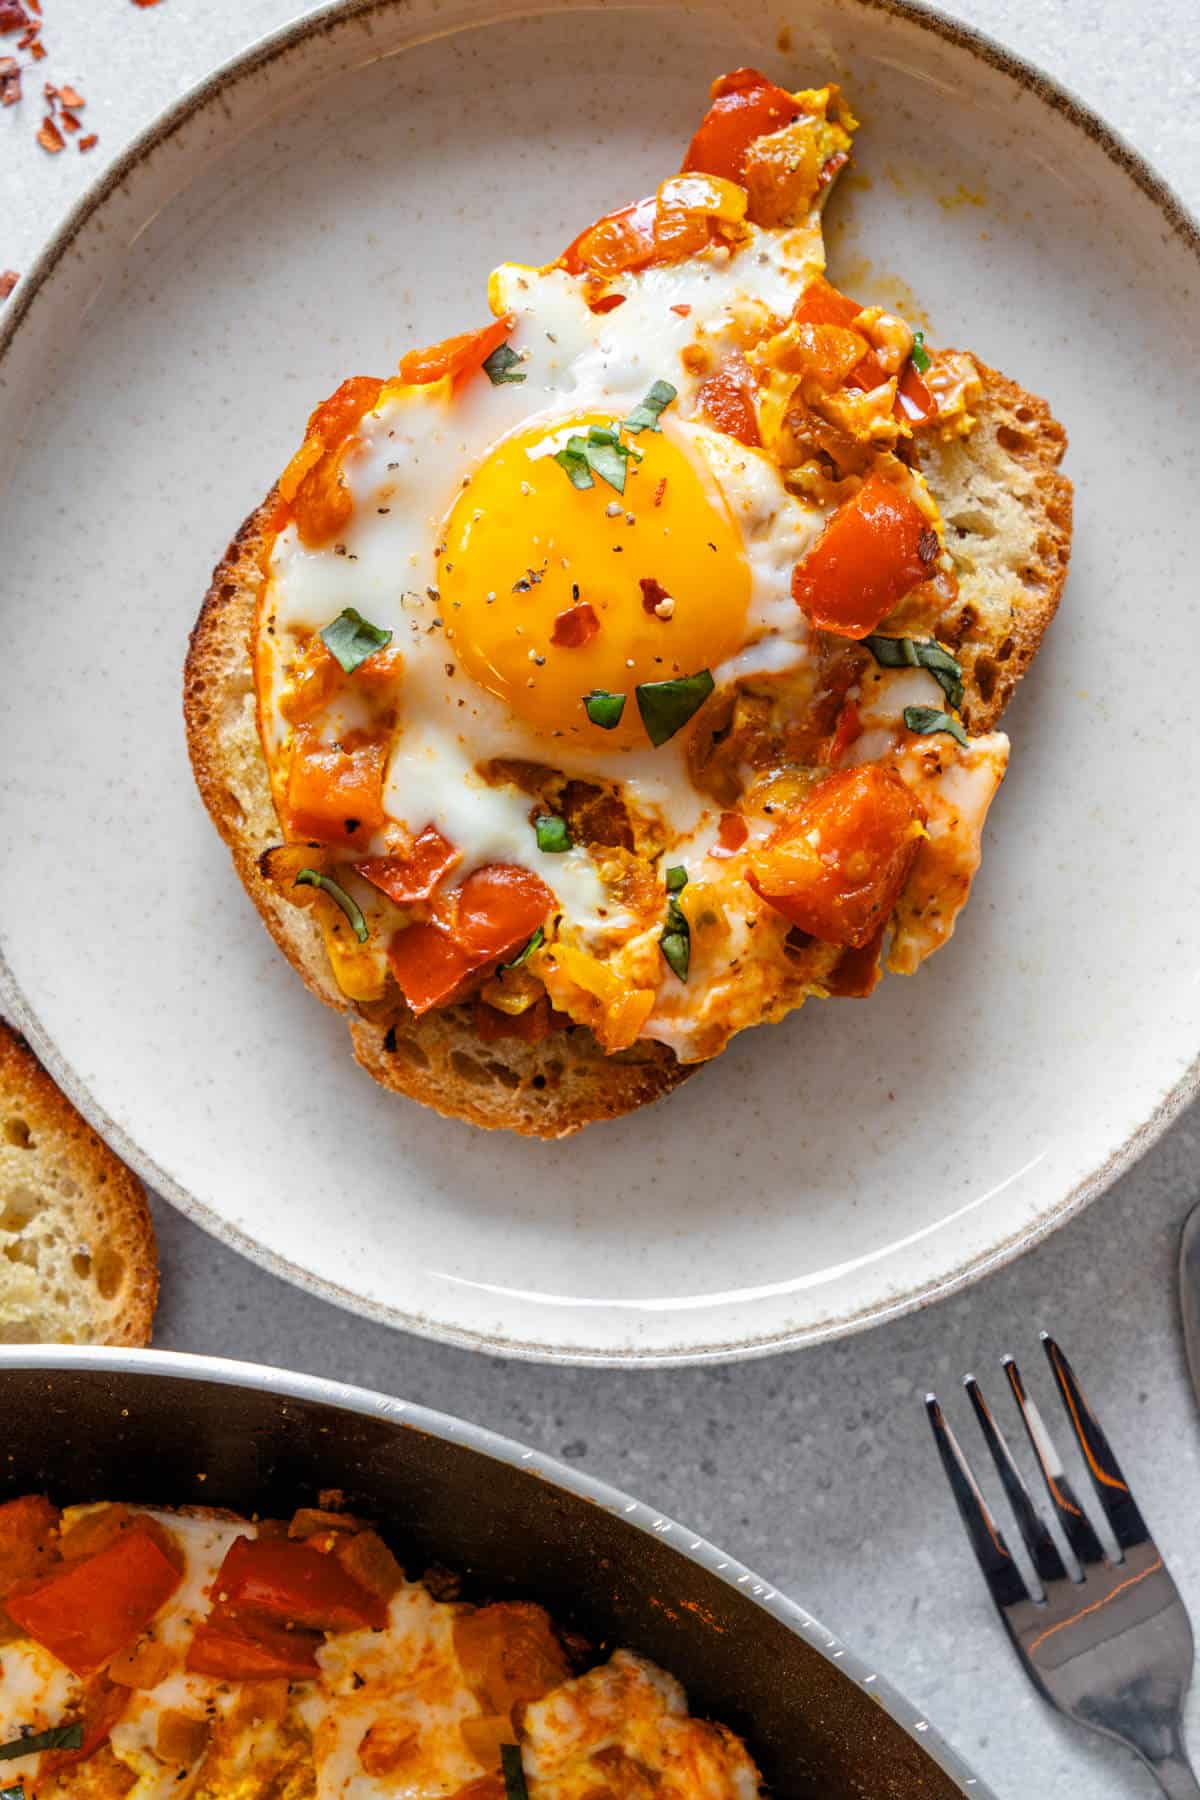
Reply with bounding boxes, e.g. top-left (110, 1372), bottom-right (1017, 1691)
top-left (27, 35), bottom-right (44, 58)
top-left (588, 292), bottom-right (626, 314)
top-left (131, 0), bottom-right (165, 7)
top-left (550, 601), bottom-right (600, 649)
top-left (60, 108), bottom-right (80, 132)
top-left (16, 24), bottom-right (34, 47)
top-left (639, 576), bottom-right (671, 616)
top-left (0, 1), bottom-right (29, 32)
top-left (0, 54), bottom-right (20, 104)
top-left (43, 77), bottom-right (56, 99)
top-left (37, 112), bottom-right (63, 151)
top-left (828, 700), bottom-right (863, 763)
top-left (26, 0), bottom-right (39, 13)
top-left (78, 132), bottom-right (98, 151)
top-left (670, 303), bottom-right (691, 317)
top-left (59, 83), bottom-right (85, 108)
top-left (711, 811), bottom-right (749, 857)
top-left (652, 477), bottom-right (667, 507)
top-left (0, 270), bottom-right (19, 300)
